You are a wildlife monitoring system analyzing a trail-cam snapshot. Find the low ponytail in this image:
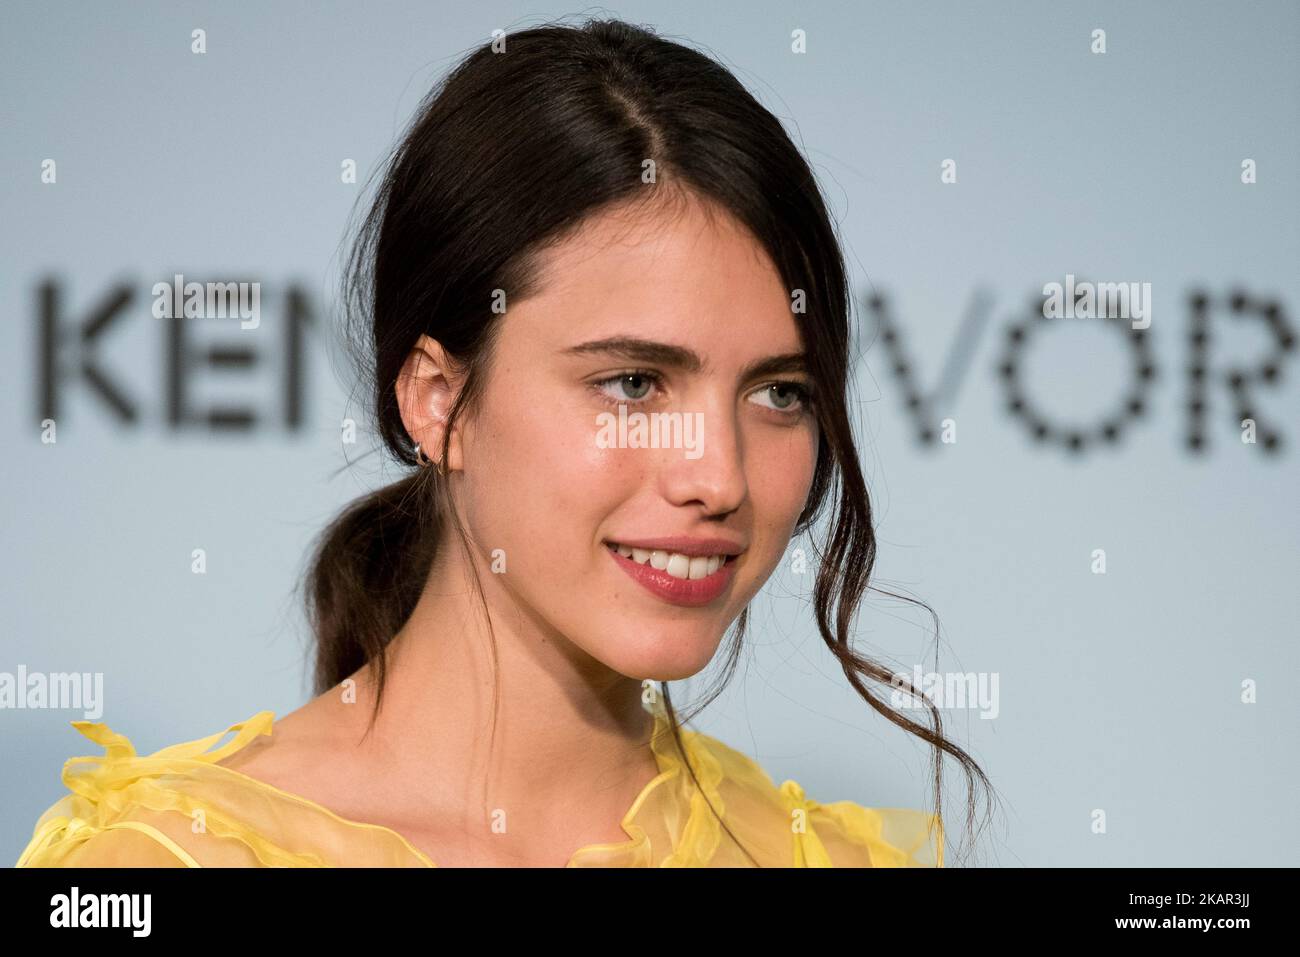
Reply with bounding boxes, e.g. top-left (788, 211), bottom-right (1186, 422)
top-left (302, 469), bottom-right (441, 700)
